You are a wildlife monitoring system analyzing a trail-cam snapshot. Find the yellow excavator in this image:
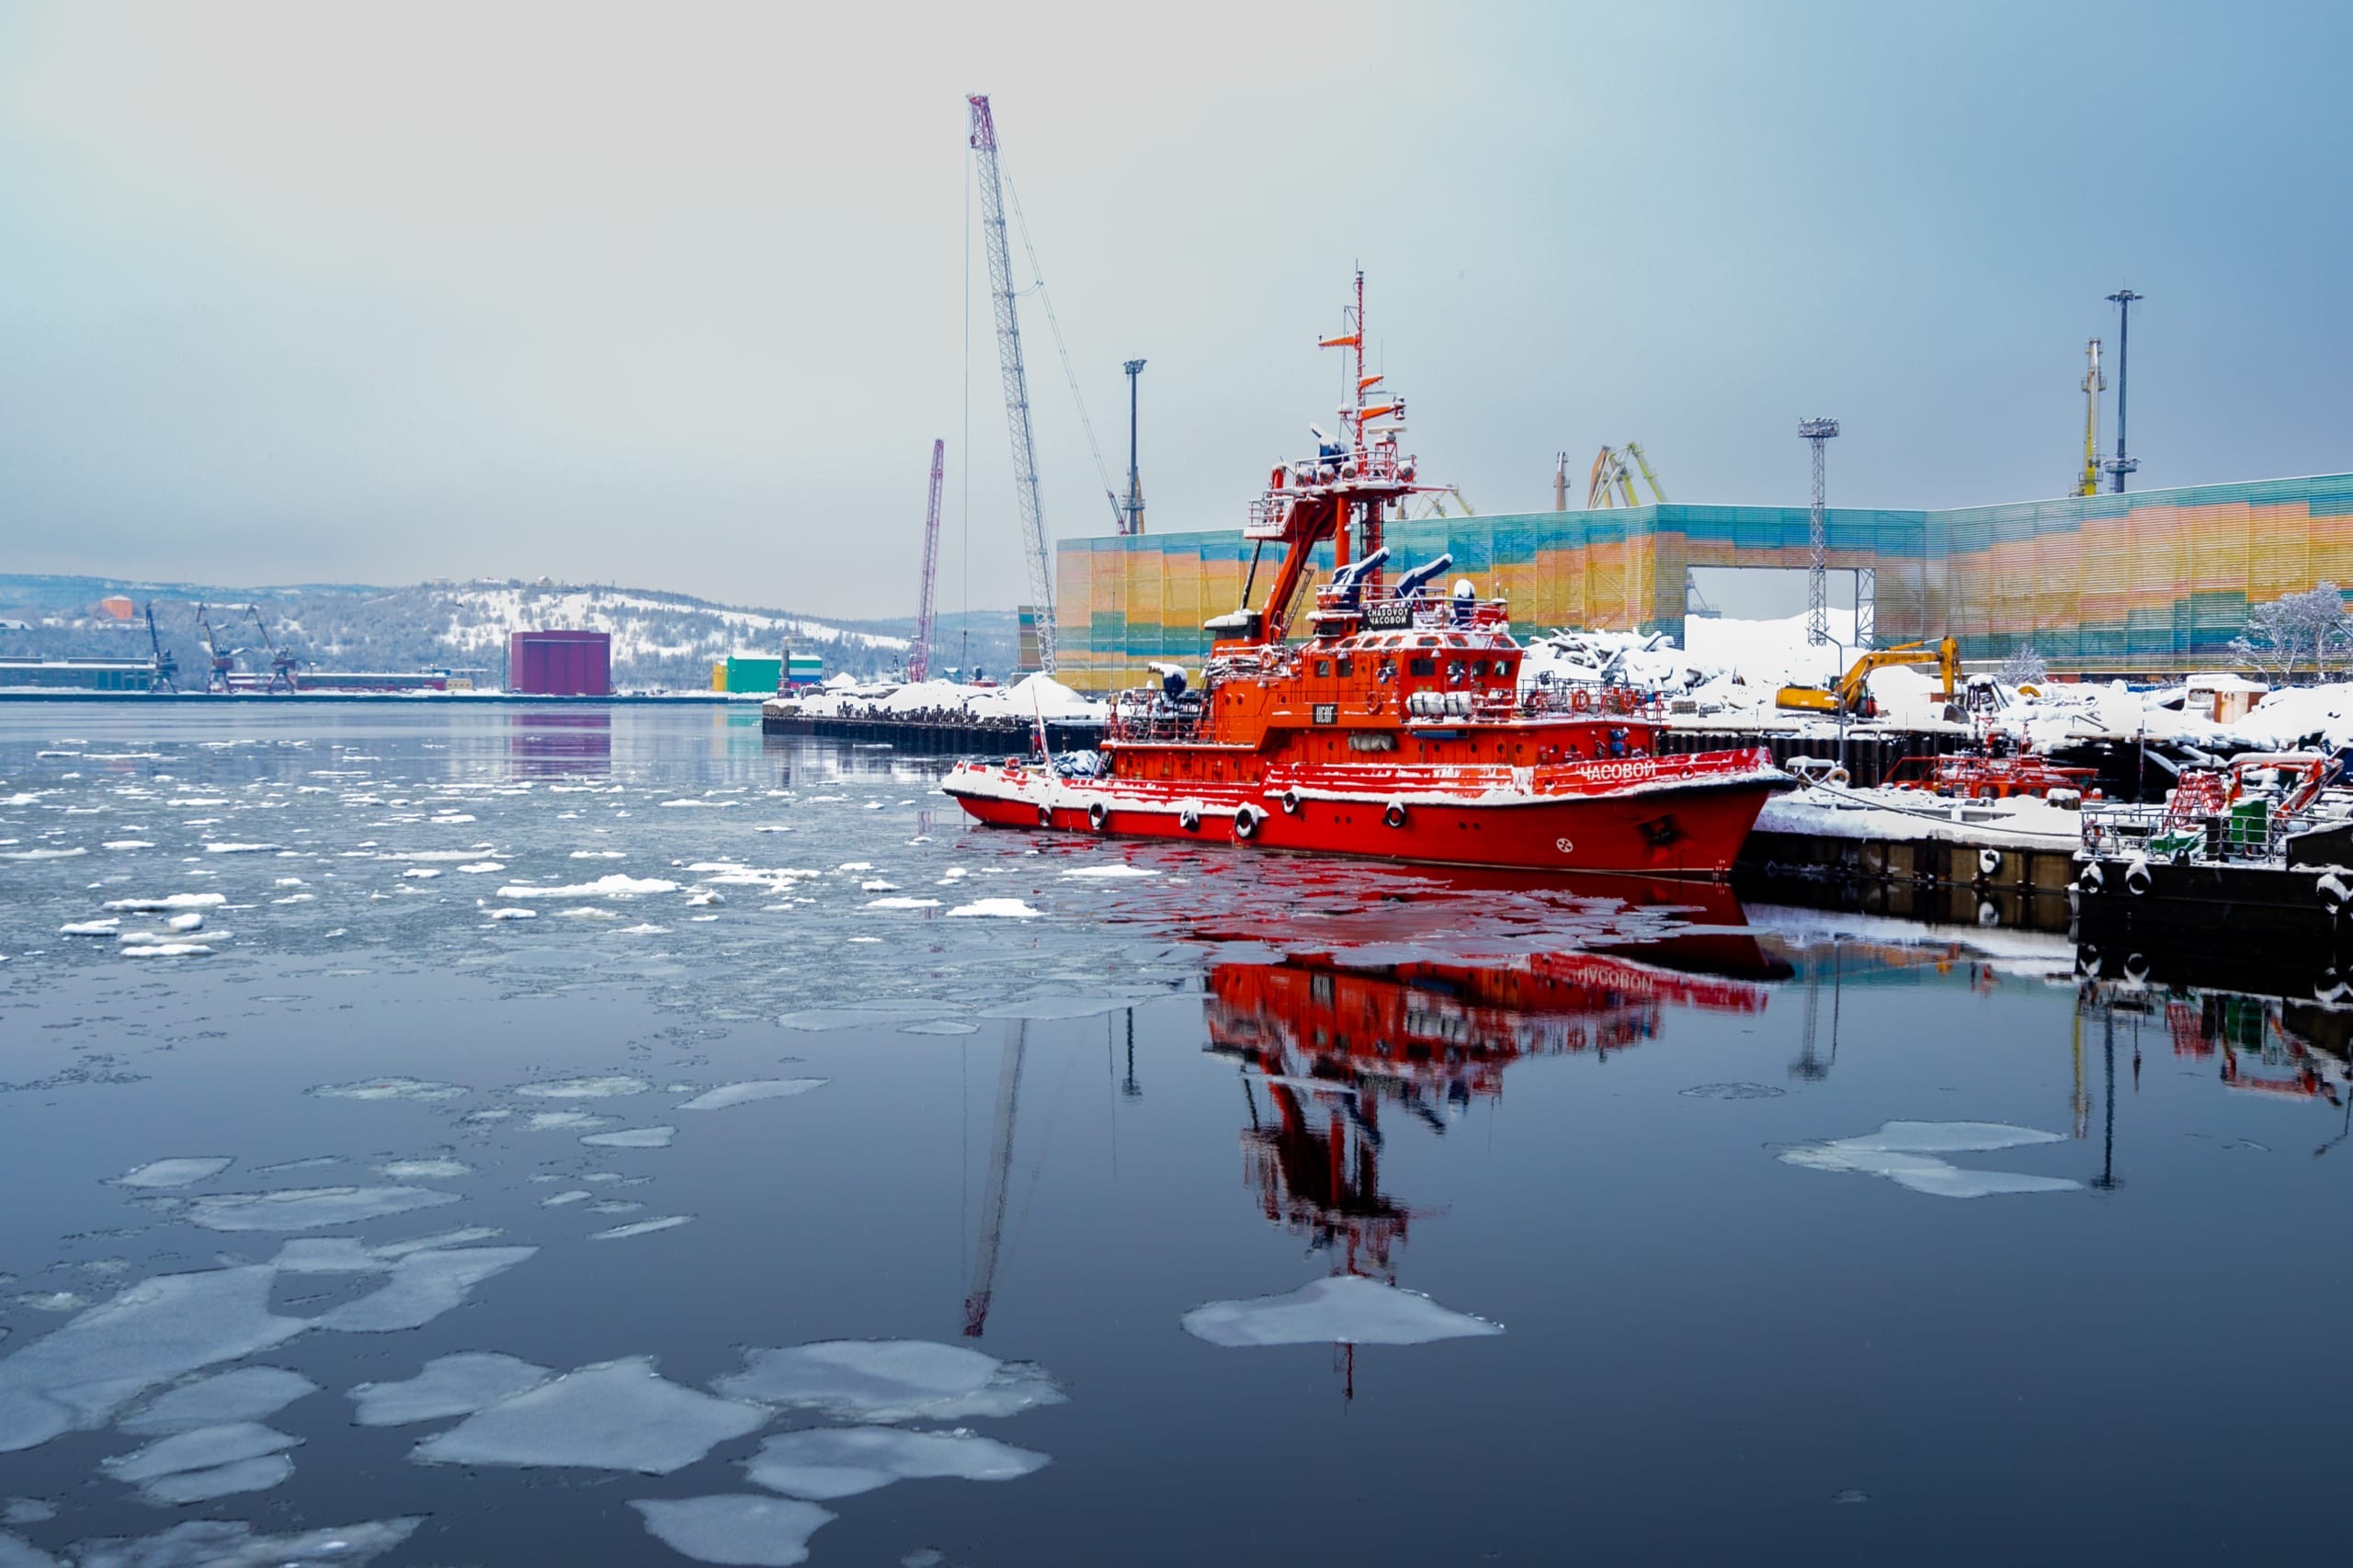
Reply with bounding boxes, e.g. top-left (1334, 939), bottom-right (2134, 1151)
top-left (1776, 637), bottom-right (1959, 718)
